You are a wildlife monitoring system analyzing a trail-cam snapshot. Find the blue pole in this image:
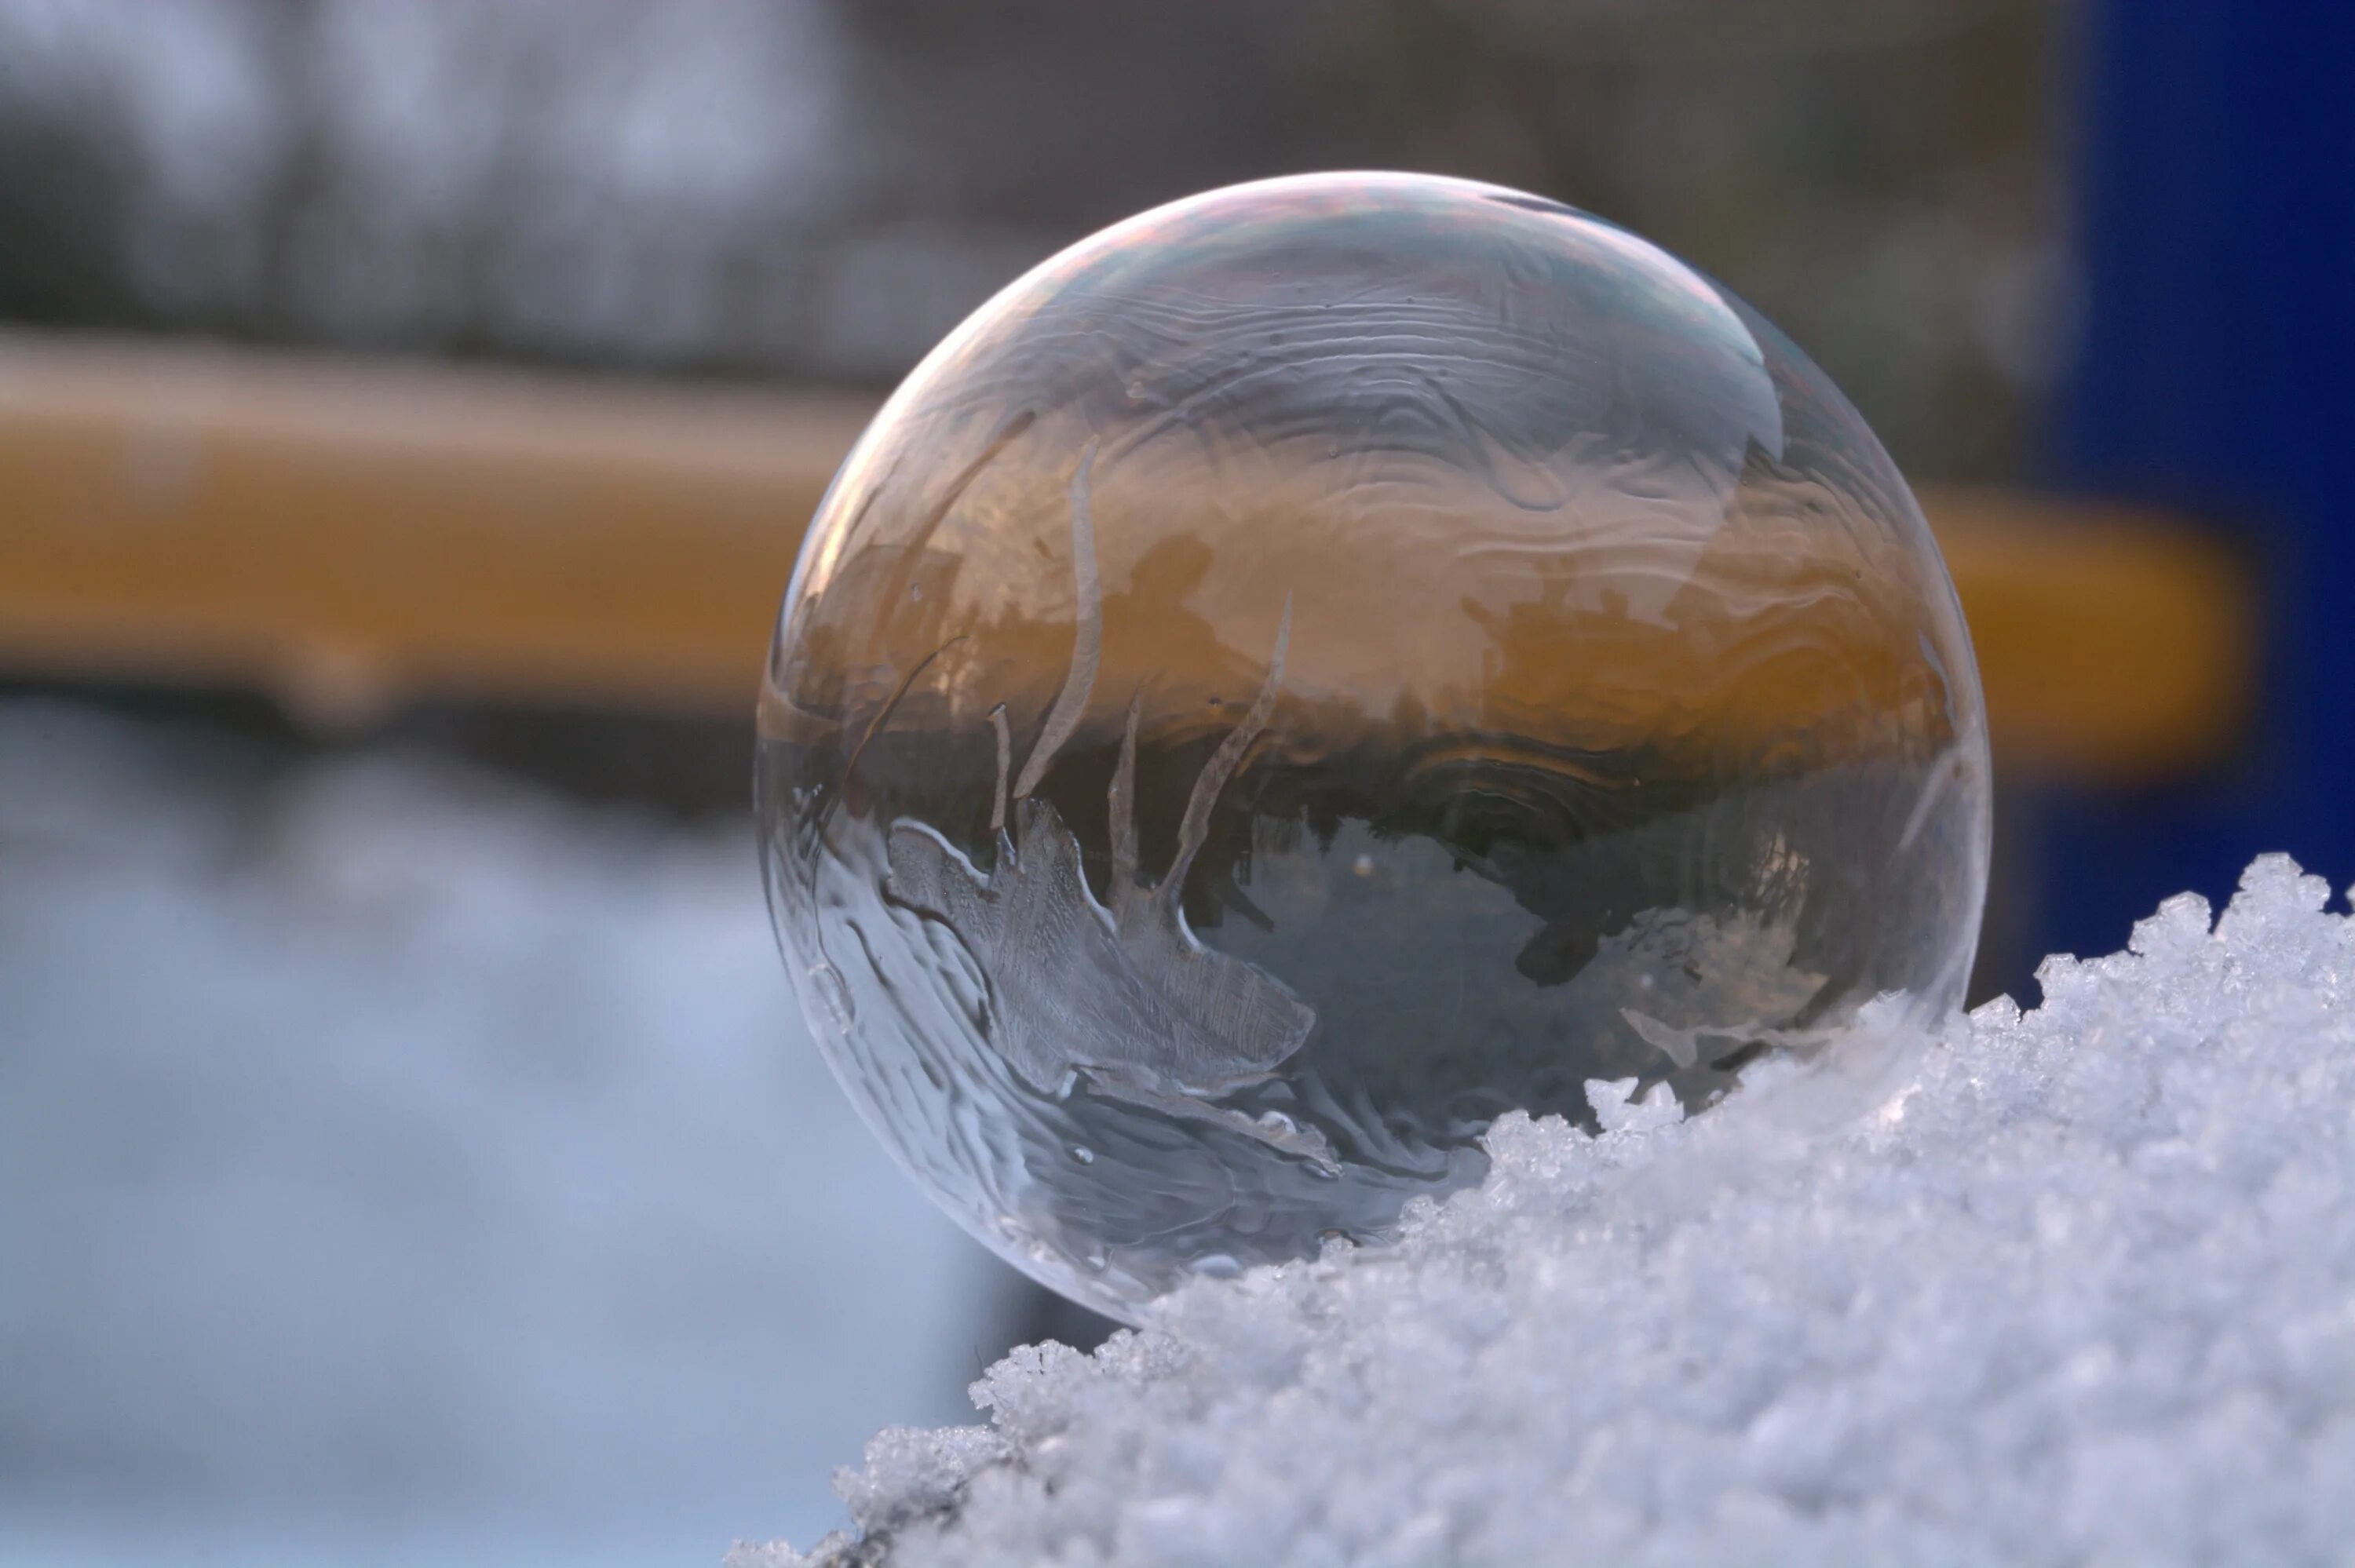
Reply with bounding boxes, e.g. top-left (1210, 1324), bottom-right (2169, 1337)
top-left (2041, 0), bottom-right (2355, 958)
